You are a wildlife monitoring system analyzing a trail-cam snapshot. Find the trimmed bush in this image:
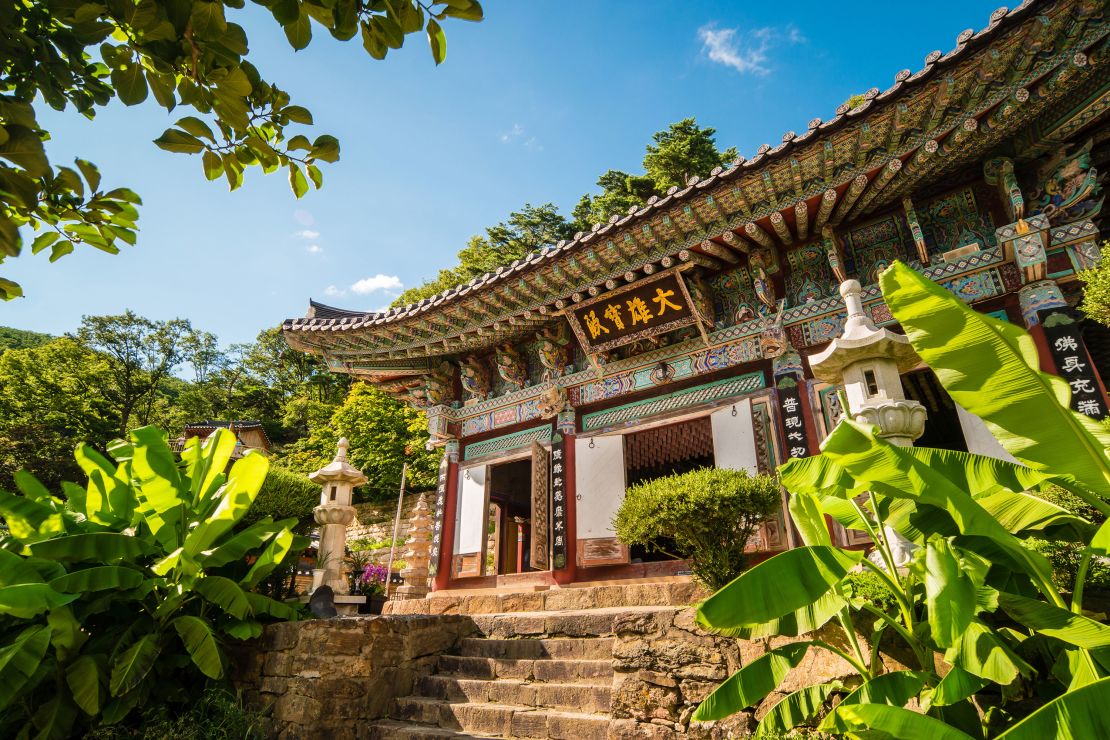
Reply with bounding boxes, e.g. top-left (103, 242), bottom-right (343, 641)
top-left (243, 464), bottom-right (321, 533)
top-left (614, 467), bottom-right (781, 590)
